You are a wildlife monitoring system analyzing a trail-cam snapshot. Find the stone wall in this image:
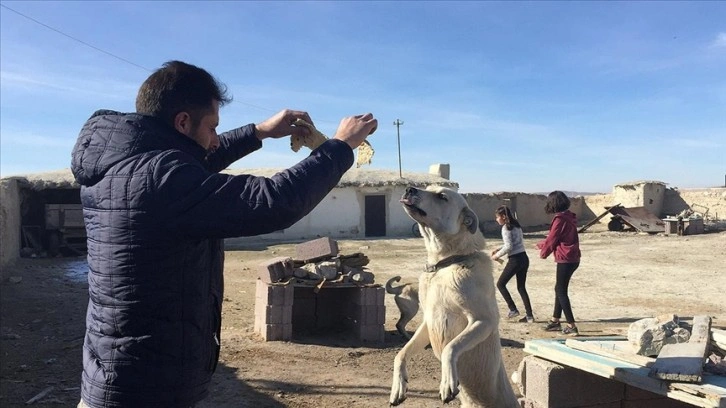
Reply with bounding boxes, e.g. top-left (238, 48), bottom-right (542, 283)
top-left (464, 187), bottom-right (726, 231)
